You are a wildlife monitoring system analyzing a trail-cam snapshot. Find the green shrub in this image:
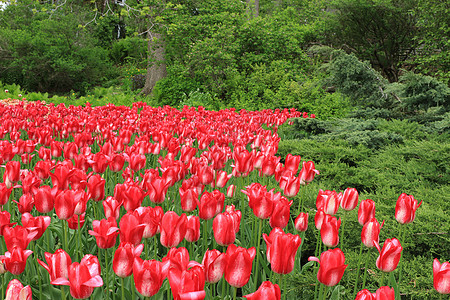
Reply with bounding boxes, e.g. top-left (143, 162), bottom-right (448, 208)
top-left (110, 36), bottom-right (148, 67)
top-left (399, 72), bottom-right (450, 112)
